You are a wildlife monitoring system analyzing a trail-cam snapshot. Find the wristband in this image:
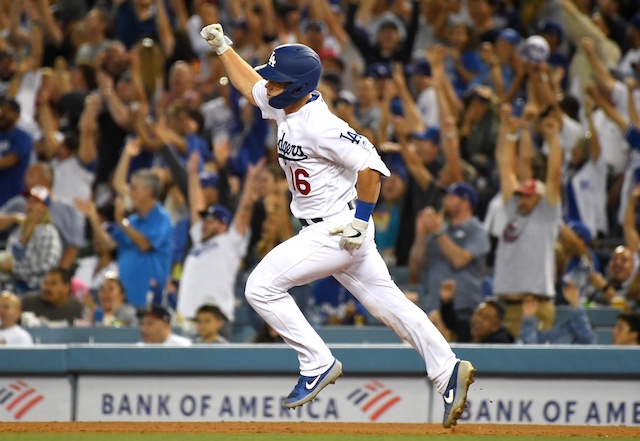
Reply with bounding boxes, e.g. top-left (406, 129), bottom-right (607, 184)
top-left (354, 200), bottom-right (376, 222)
